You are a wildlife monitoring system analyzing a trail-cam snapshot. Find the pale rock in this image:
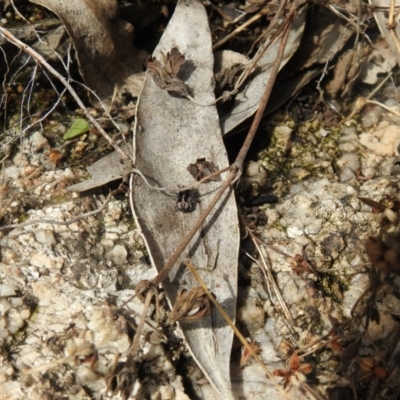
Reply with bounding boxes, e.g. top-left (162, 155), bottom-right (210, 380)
top-left (104, 232), bottom-right (119, 241)
top-left (63, 167), bottom-right (75, 179)
top-left (0, 299), bottom-right (12, 314)
top-left (341, 273), bottom-right (369, 316)
top-left (6, 309), bottom-right (24, 333)
top-left (264, 208), bottom-right (279, 225)
top-left (0, 381), bottom-right (23, 400)
top-left (361, 104), bottom-right (381, 128)
top-left (29, 131), bottom-right (49, 152)
top-left (281, 276), bottom-right (306, 313)
top-left (336, 153), bottom-right (360, 181)
top-left (30, 252), bottom-right (56, 269)
top-left (34, 229), bottom-right (56, 246)
top-left (0, 247), bottom-right (18, 262)
top-left (0, 283), bottom-right (18, 297)
top-left (20, 309), bottom-right (30, 320)
top-left (9, 297), bottom-right (23, 308)
top-left (101, 239), bottom-right (114, 250)
top-left (317, 127), bottom-right (329, 137)
top-left (274, 125), bottom-right (293, 143)
top-left (4, 165), bottom-right (20, 180)
top-left (0, 316), bottom-right (6, 331)
top-left (287, 225), bottom-right (304, 238)
top-left (237, 297), bottom-right (265, 331)
top-left (359, 123), bottom-right (400, 156)
top-left (106, 244), bottom-right (127, 266)
top-left (0, 236), bottom-right (21, 252)
top-left (105, 222), bottom-right (129, 234)
top-left (160, 384), bottom-right (176, 400)
top-left (366, 313), bottom-right (398, 341)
